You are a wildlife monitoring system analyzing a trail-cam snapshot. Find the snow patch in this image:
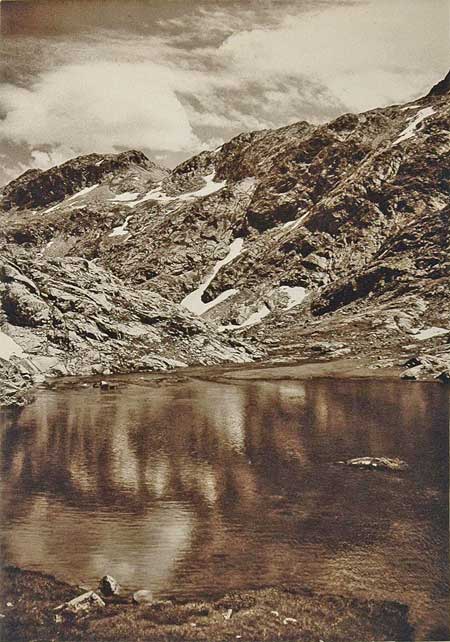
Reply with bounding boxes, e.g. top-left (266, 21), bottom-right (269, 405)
top-left (234, 176), bottom-right (257, 196)
top-left (222, 304), bottom-right (271, 330)
top-left (401, 104), bottom-right (420, 111)
top-left (43, 202), bottom-right (62, 214)
top-left (393, 107), bottom-right (435, 146)
top-left (220, 285), bottom-right (307, 332)
top-left (109, 215), bottom-right (132, 237)
top-left (415, 326), bottom-right (449, 341)
top-left (202, 288), bottom-right (239, 314)
top-left (67, 184), bottom-right (99, 201)
top-left (110, 192), bottom-right (140, 202)
top-left (279, 286), bottom-right (308, 310)
top-left (42, 184), bottom-right (99, 213)
top-left (127, 182), bottom-right (167, 208)
top-left (239, 304), bottom-right (271, 327)
top-left (282, 220), bottom-right (297, 229)
top-left (180, 172), bottom-right (226, 199)
top-left (0, 330), bottom-right (24, 361)
top-left (280, 211), bottom-right (309, 234)
top-left (181, 238), bottom-right (243, 315)
top-left (128, 173), bottom-right (226, 208)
